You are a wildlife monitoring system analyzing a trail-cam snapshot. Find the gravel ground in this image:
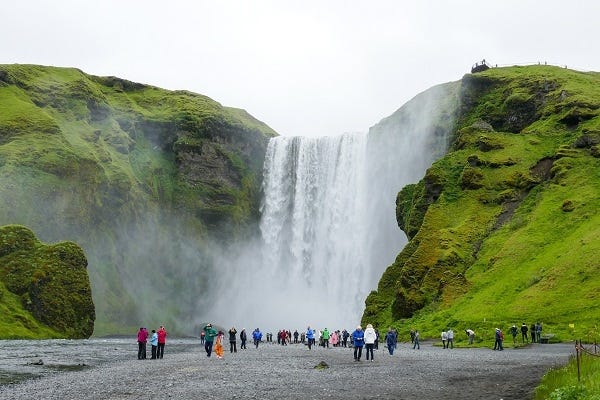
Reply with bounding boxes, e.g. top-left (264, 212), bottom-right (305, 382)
top-left (0, 341), bottom-right (573, 400)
